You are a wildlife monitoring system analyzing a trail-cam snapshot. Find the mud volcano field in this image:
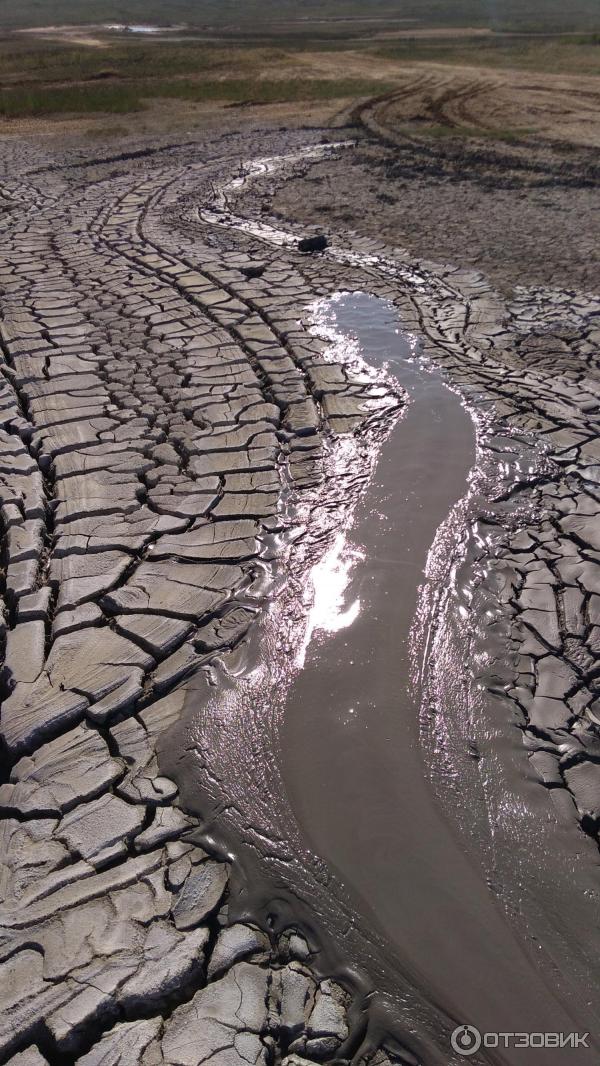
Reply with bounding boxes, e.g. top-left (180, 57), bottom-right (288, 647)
top-left (0, 24), bottom-right (600, 1066)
